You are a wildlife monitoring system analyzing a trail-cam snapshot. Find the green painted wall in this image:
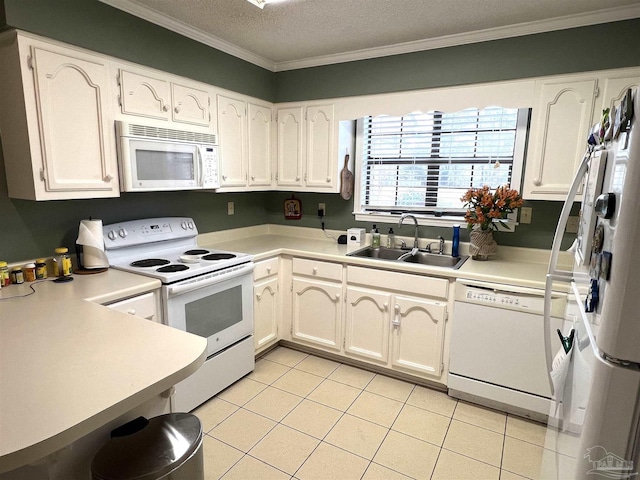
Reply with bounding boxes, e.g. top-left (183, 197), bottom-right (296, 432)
top-left (0, 0), bottom-right (632, 262)
top-left (275, 19), bottom-right (640, 102)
